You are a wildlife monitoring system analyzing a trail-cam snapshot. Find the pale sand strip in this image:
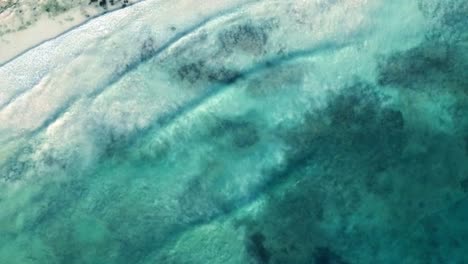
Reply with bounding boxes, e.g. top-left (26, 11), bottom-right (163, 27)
top-left (0, 1), bottom-right (142, 65)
